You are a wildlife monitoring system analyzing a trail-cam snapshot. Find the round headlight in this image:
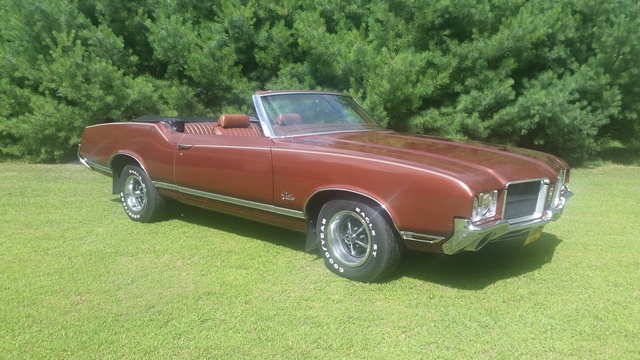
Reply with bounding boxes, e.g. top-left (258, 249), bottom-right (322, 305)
top-left (480, 193), bottom-right (491, 215)
top-left (471, 190), bottom-right (498, 222)
top-left (472, 196), bottom-right (480, 220)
